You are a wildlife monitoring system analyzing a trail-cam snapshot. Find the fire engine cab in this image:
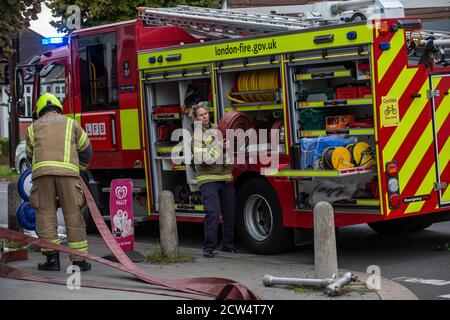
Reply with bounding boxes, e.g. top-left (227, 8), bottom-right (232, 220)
top-left (15, 0), bottom-right (450, 254)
